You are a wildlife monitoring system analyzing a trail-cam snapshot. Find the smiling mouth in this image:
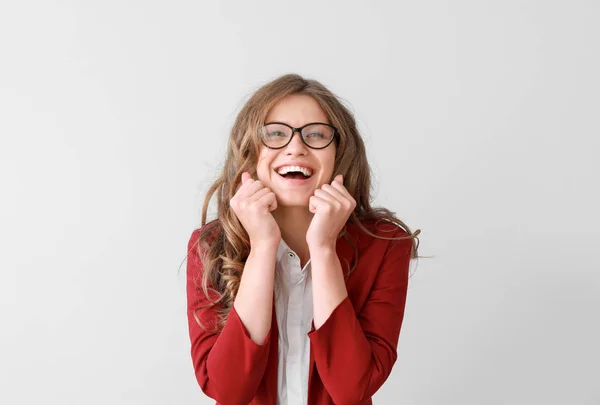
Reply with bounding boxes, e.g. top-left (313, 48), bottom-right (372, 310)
top-left (280, 172), bottom-right (311, 179)
top-left (274, 169), bottom-right (313, 181)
